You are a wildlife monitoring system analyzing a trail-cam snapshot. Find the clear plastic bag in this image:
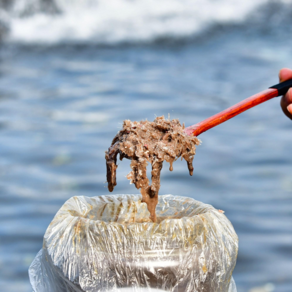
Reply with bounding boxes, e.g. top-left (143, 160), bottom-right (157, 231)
top-left (29, 195), bottom-right (238, 292)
